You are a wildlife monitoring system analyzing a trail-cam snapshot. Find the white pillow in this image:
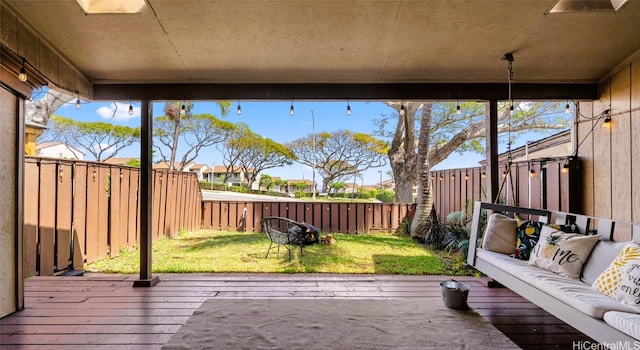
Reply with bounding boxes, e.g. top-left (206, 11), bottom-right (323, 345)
top-left (593, 242), bottom-right (640, 311)
top-left (482, 213), bottom-right (517, 254)
top-left (528, 226), bottom-right (600, 279)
